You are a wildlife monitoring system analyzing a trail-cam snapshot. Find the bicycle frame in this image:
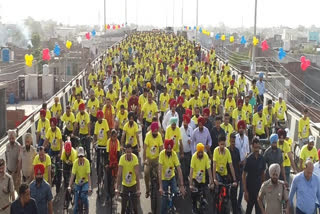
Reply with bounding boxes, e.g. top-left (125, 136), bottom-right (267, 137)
top-left (96, 146), bottom-right (106, 199)
top-left (150, 165), bottom-right (159, 214)
top-left (191, 185), bottom-right (207, 214)
top-left (120, 191), bottom-right (137, 214)
top-left (215, 183), bottom-right (232, 214)
top-left (75, 184), bottom-right (88, 214)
